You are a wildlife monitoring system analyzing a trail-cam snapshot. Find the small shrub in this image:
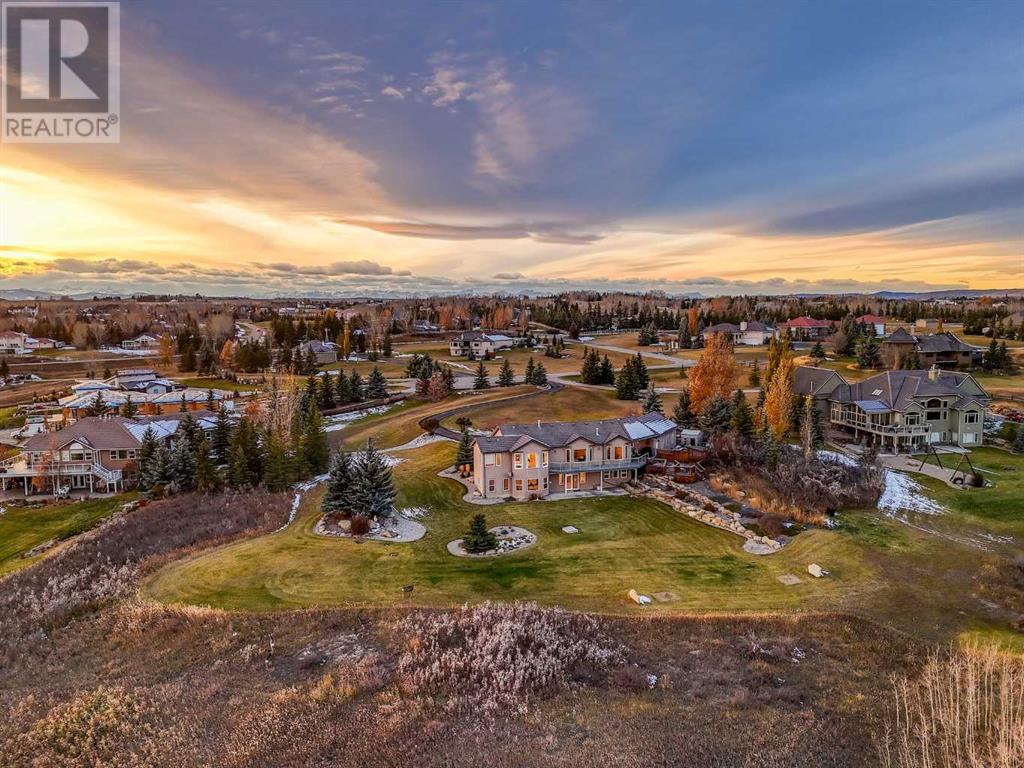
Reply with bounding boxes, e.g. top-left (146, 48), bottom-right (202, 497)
top-left (349, 515), bottom-right (371, 536)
